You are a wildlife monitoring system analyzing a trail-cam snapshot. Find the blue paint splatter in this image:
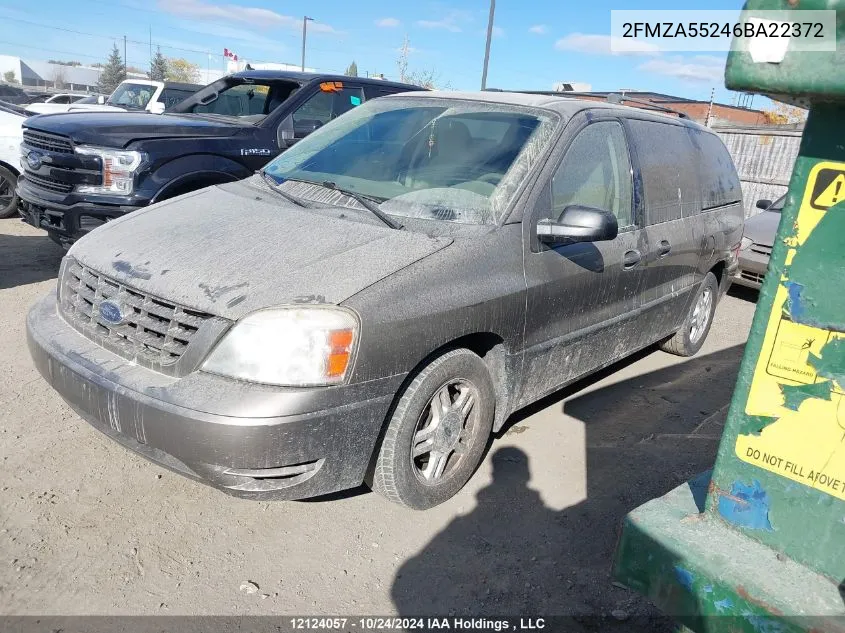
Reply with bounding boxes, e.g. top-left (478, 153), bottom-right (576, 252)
top-left (784, 281), bottom-right (806, 321)
top-left (717, 480), bottom-right (774, 531)
top-left (745, 614), bottom-right (787, 633)
top-left (674, 566), bottom-right (695, 592)
top-left (714, 598), bottom-right (733, 612)
top-left (703, 585), bottom-right (713, 593)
